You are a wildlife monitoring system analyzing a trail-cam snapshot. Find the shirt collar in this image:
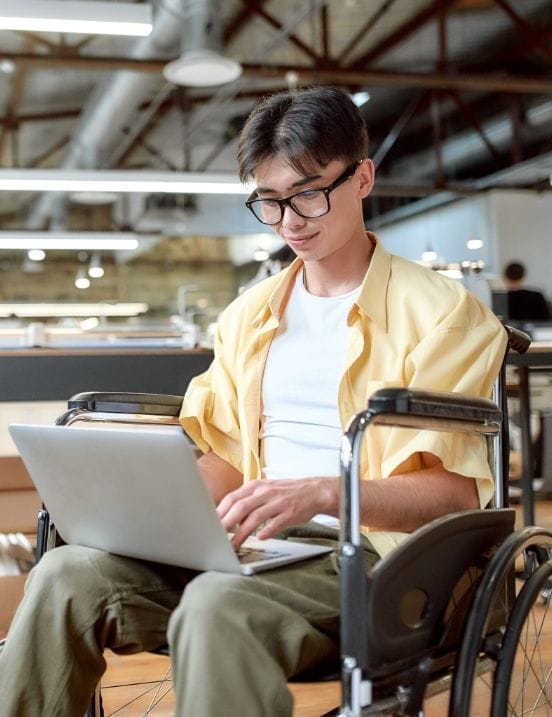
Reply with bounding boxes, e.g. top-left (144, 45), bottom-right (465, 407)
top-left (251, 232), bottom-right (391, 331)
top-left (353, 232), bottom-right (390, 332)
top-left (251, 260), bottom-right (302, 328)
